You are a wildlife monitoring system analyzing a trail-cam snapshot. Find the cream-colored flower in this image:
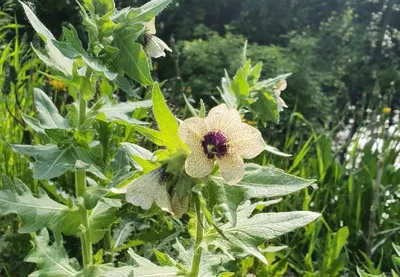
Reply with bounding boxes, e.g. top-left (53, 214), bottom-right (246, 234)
top-left (178, 104), bottom-right (265, 185)
top-left (275, 79), bottom-right (288, 111)
top-left (144, 18), bottom-right (172, 58)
